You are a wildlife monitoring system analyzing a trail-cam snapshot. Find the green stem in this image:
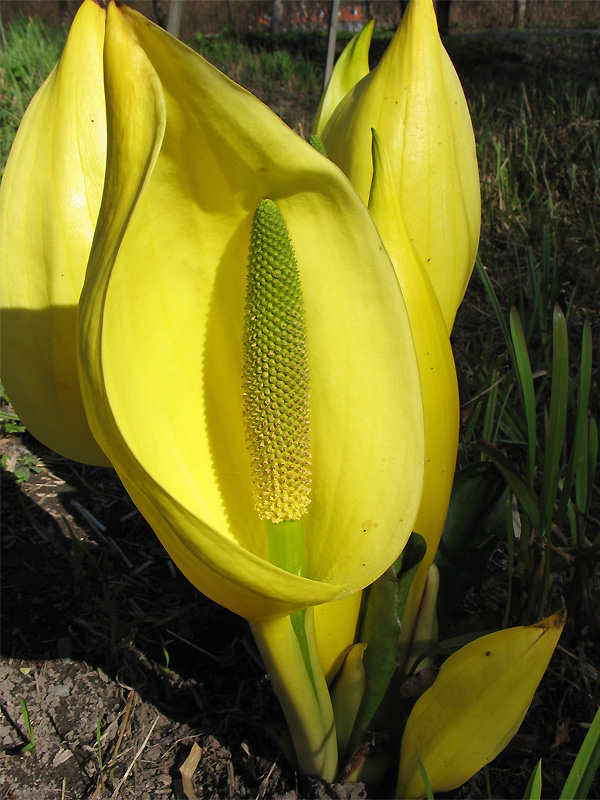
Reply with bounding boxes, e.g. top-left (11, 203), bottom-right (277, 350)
top-left (250, 608), bottom-right (338, 781)
top-left (264, 518), bottom-right (305, 576)
top-left (256, 520), bottom-right (337, 778)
